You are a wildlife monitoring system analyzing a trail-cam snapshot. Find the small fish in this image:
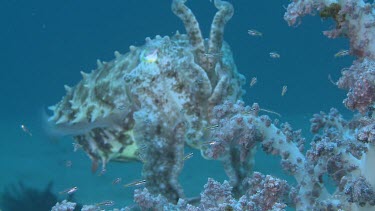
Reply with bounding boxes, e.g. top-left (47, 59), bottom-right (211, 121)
top-left (247, 29), bottom-right (262, 37)
top-left (269, 52), bottom-right (280, 59)
top-left (59, 186), bottom-right (78, 195)
top-left (65, 160), bottom-right (72, 168)
top-left (20, 124), bottom-right (32, 136)
top-left (124, 179), bottom-right (147, 188)
top-left (135, 145), bottom-right (147, 163)
top-left (203, 52), bottom-right (223, 58)
top-left (334, 49), bottom-right (349, 58)
top-left (112, 177), bottom-right (122, 185)
top-left (241, 109), bottom-right (255, 115)
top-left (201, 140), bottom-right (217, 146)
top-left (281, 85), bottom-right (288, 96)
top-left (136, 151), bottom-right (146, 163)
top-left (204, 124), bottom-right (219, 130)
top-left (95, 200), bottom-right (115, 207)
top-left (250, 77), bottom-right (257, 87)
top-left (183, 152), bottom-right (194, 160)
